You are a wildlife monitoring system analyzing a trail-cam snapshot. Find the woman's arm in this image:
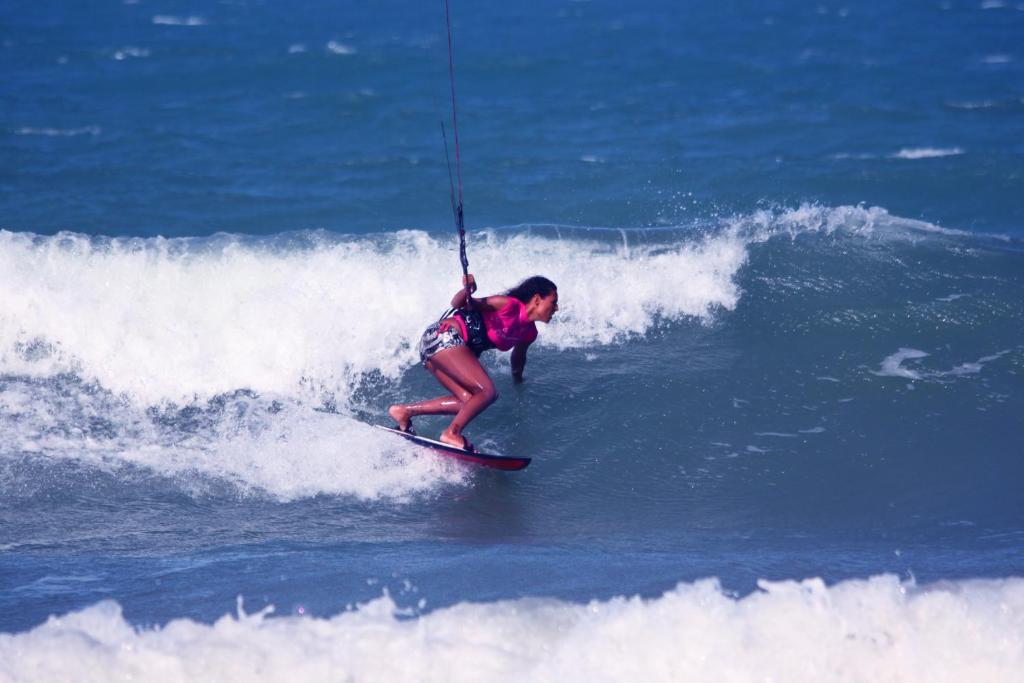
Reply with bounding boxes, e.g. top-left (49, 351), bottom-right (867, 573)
top-left (449, 274), bottom-right (510, 313)
top-left (450, 274), bottom-right (477, 308)
top-left (510, 340), bottom-right (530, 383)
